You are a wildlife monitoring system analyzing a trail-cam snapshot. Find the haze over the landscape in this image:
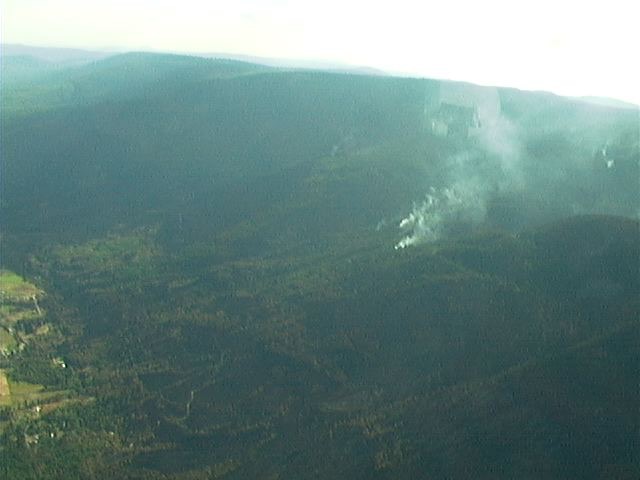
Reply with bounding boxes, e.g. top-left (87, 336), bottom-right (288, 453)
top-left (3, 0), bottom-right (640, 105)
top-left (1, 2), bottom-right (639, 479)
